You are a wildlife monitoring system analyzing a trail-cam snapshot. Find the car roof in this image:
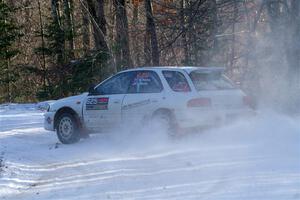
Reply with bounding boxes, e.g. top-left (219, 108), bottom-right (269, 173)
top-left (122, 66), bottom-right (225, 74)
